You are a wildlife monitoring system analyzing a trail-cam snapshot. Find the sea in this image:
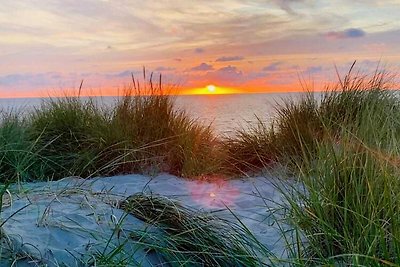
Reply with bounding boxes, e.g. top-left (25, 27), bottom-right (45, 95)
top-left (0, 92), bottom-right (310, 136)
